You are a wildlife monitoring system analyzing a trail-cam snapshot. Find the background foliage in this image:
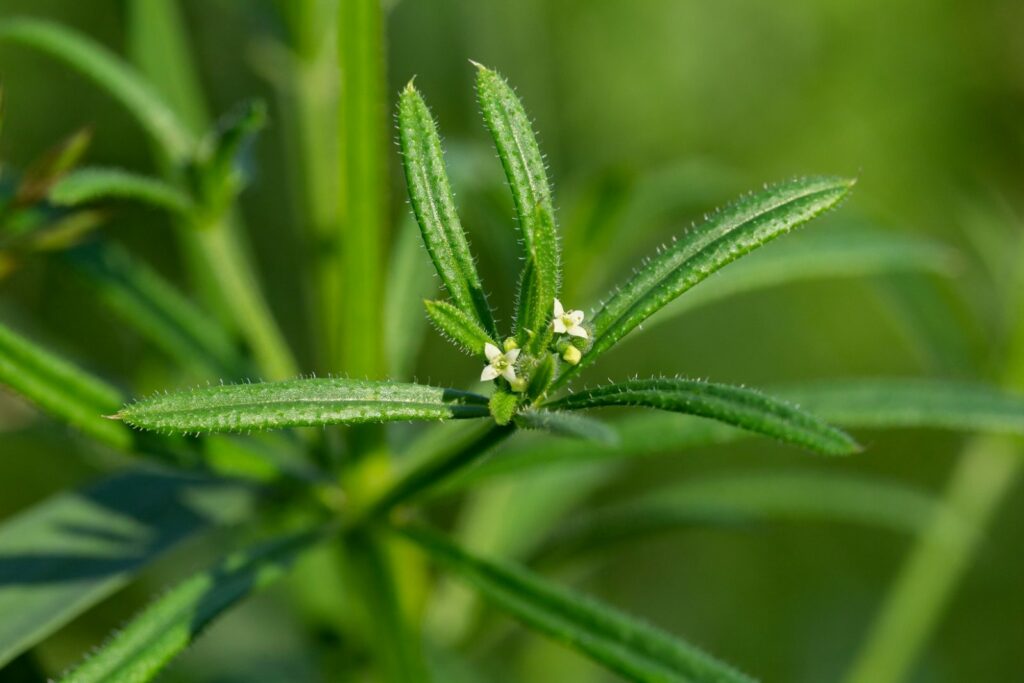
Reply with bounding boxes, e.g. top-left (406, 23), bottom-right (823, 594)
top-left (0, 0), bottom-right (1022, 681)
